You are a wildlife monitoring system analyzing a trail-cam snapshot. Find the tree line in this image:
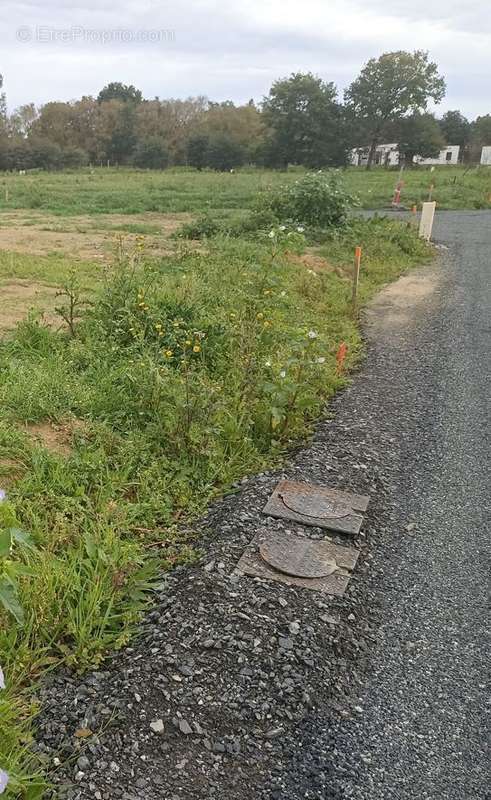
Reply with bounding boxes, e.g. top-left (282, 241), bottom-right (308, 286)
top-left (0, 51), bottom-right (489, 172)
